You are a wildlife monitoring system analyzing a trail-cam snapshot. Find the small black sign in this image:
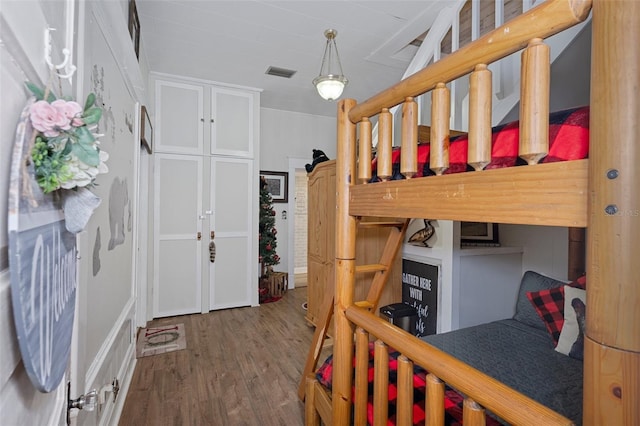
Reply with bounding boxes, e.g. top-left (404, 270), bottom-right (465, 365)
top-left (402, 259), bottom-right (438, 337)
